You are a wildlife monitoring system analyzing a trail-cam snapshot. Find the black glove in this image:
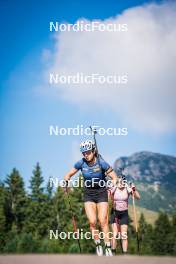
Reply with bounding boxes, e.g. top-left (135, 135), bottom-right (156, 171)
top-left (62, 180), bottom-right (69, 192)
